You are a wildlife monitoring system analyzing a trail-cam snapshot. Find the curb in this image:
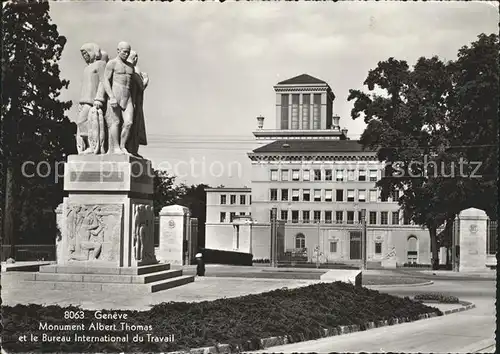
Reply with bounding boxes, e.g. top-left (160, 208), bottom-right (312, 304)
top-left (167, 300), bottom-right (476, 354)
top-left (365, 280), bottom-right (434, 288)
